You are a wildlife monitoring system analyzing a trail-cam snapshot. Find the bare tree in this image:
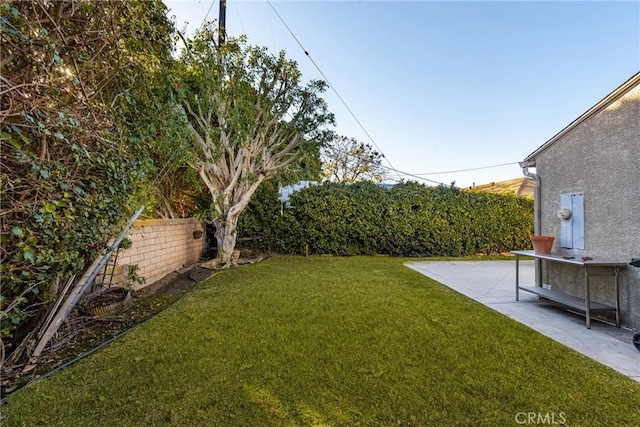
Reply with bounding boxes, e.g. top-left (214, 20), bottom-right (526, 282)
top-left (177, 29), bottom-right (334, 267)
top-left (321, 135), bottom-right (387, 183)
